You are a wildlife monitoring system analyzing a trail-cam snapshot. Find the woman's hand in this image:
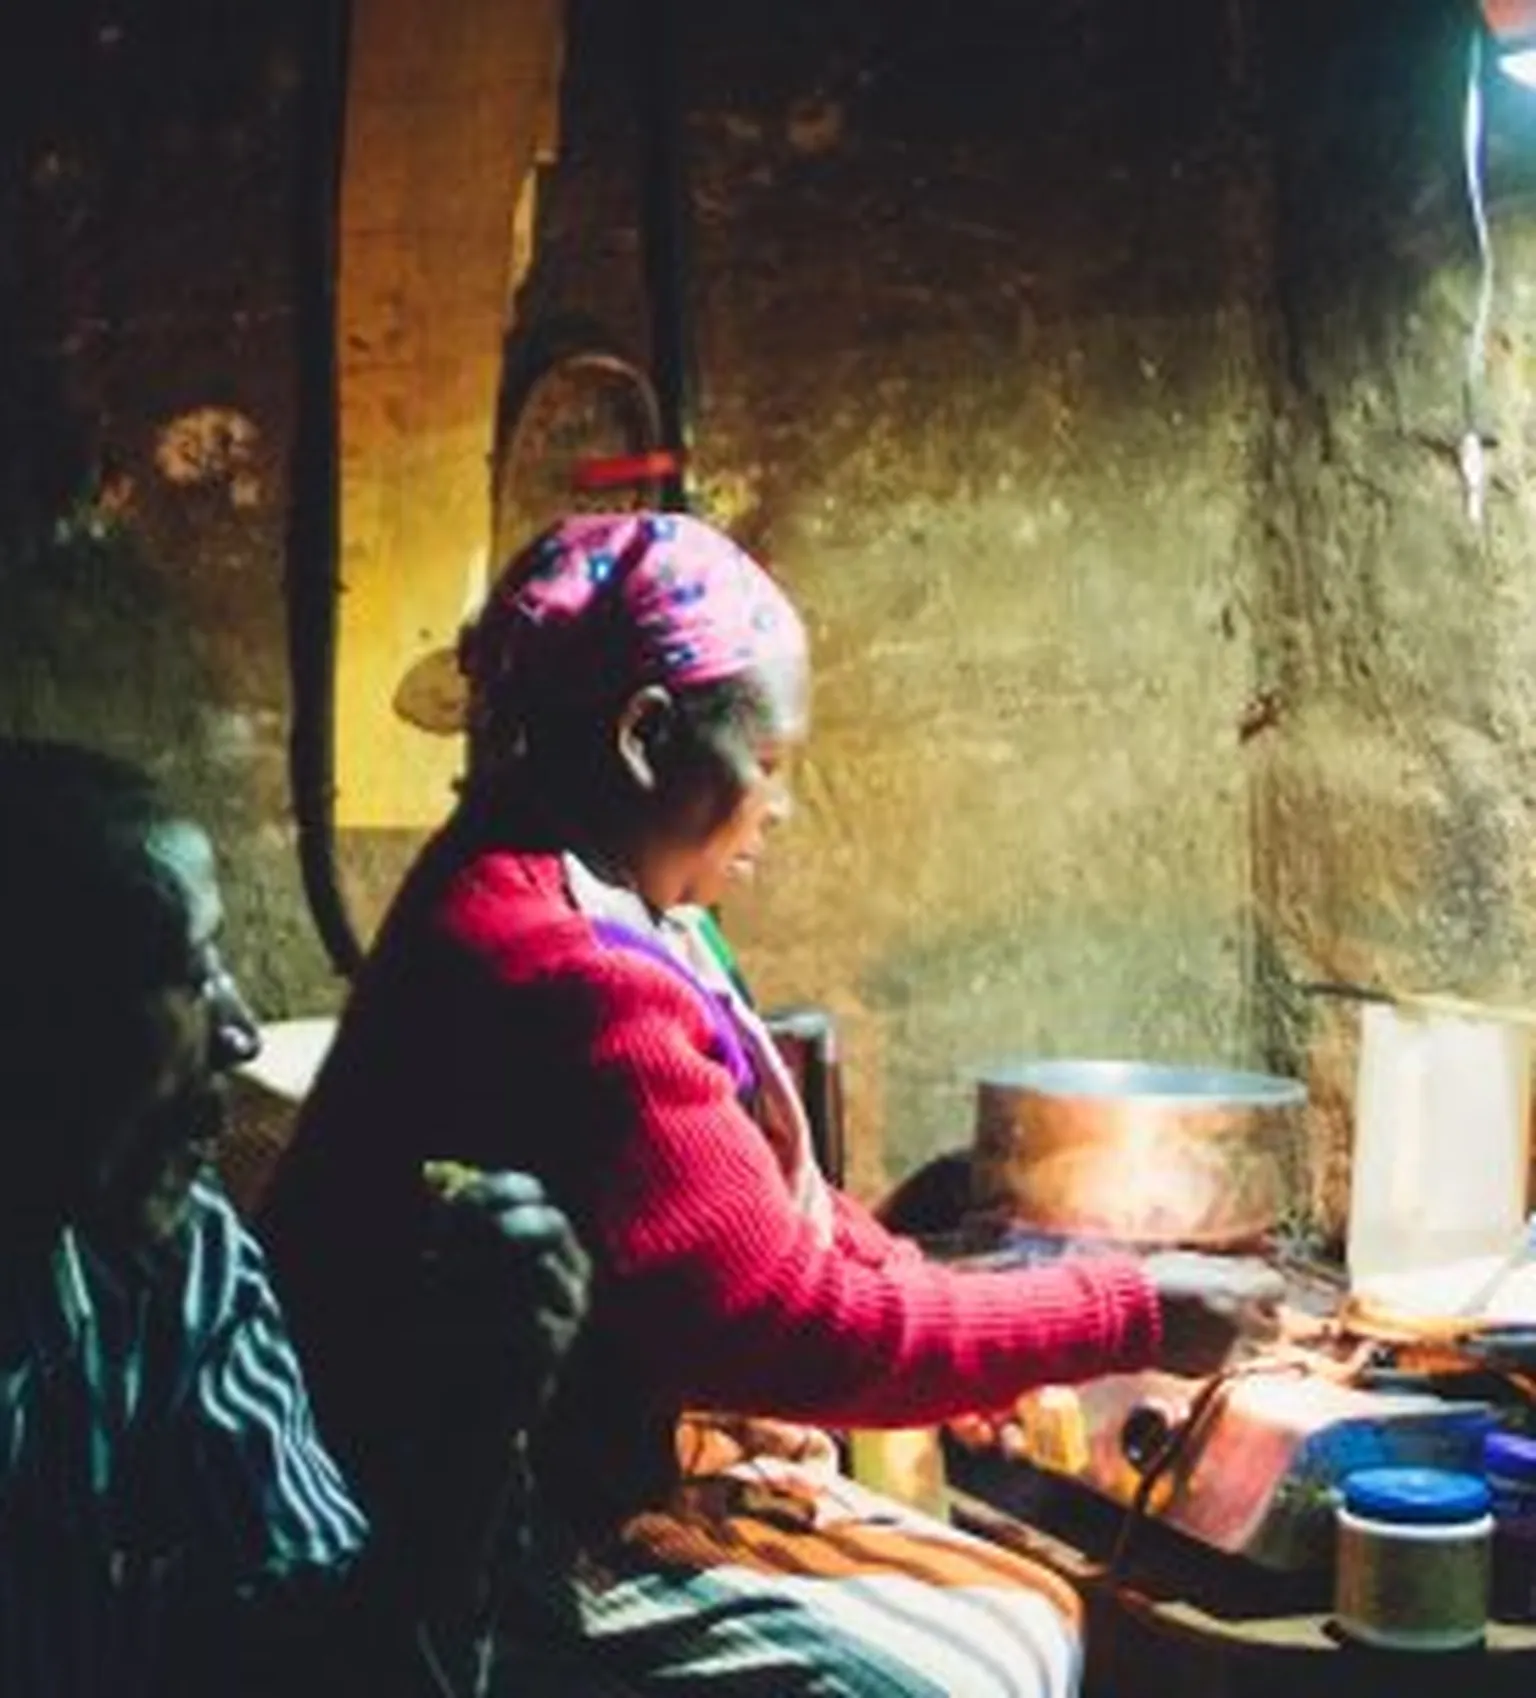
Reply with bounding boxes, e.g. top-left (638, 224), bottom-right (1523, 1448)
top-left (1142, 1250), bottom-right (1285, 1378)
top-left (943, 1254), bottom-right (1284, 1460)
